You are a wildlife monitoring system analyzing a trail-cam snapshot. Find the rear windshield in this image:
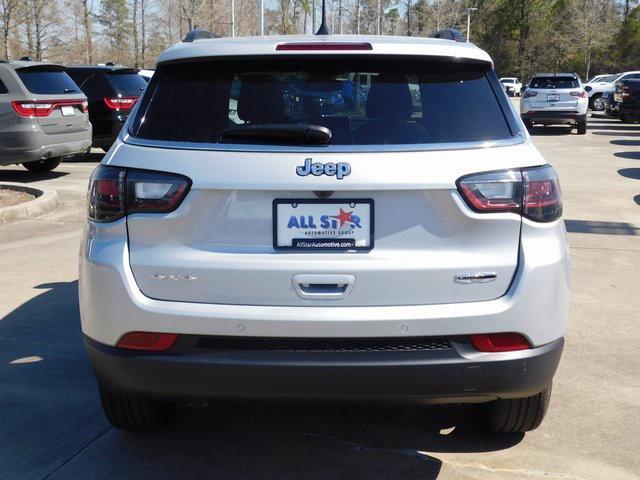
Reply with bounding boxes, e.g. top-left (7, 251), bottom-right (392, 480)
top-left (130, 57), bottom-right (514, 147)
top-left (106, 72), bottom-right (147, 95)
top-left (17, 69), bottom-right (81, 94)
top-left (530, 76), bottom-right (579, 89)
